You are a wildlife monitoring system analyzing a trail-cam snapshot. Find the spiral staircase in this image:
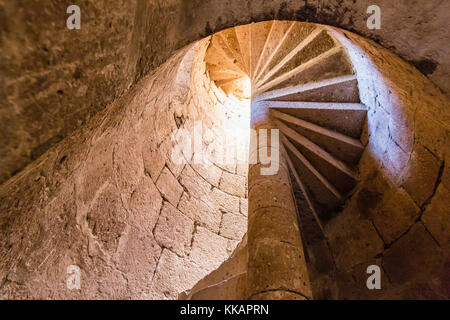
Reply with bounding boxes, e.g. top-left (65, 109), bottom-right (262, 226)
top-left (183, 21), bottom-right (367, 299)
